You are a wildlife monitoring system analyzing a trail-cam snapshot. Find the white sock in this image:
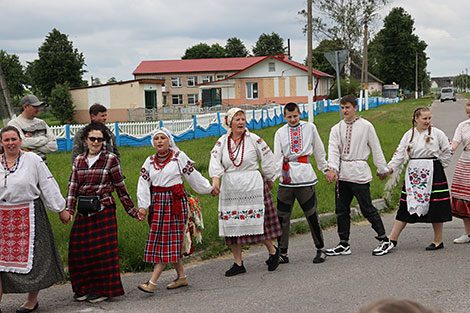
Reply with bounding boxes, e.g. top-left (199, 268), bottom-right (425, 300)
top-left (148, 279), bottom-right (157, 286)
